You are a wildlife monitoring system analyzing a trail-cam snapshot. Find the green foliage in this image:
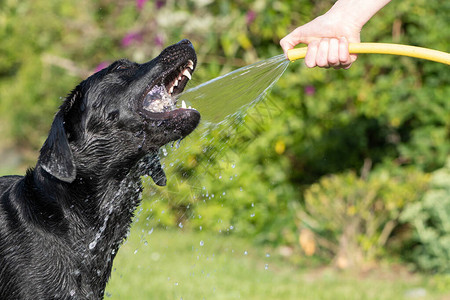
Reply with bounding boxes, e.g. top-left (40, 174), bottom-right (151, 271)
top-left (187, 125), bottom-right (299, 244)
top-left (300, 166), bottom-right (429, 268)
top-left (401, 158), bottom-right (450, 273)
